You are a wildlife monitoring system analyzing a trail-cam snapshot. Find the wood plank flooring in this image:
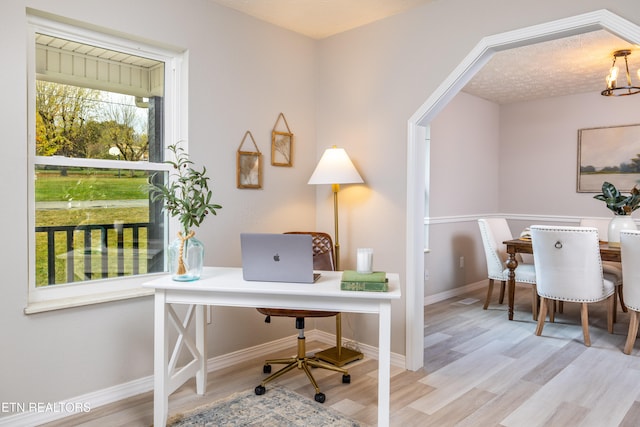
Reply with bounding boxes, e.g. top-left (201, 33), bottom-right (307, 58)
top-left (41, 284), bottom-right (640, 426)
